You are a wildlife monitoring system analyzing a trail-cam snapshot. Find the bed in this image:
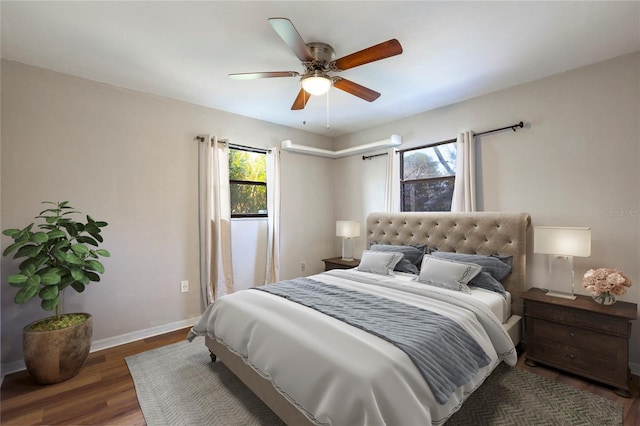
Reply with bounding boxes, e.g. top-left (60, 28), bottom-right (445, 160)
top-left (189, 211), bottom-right (531, 425)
